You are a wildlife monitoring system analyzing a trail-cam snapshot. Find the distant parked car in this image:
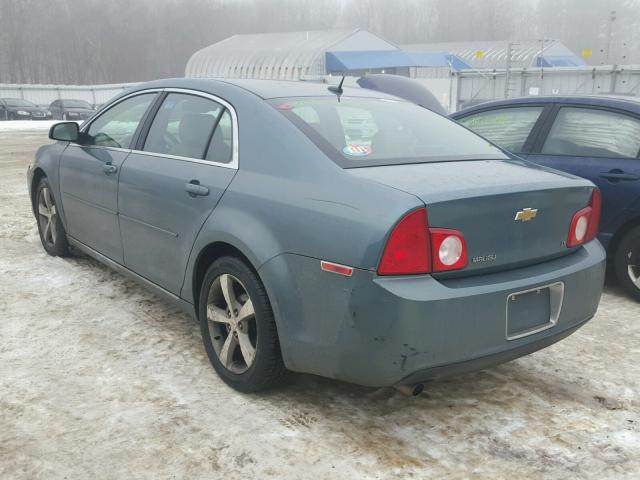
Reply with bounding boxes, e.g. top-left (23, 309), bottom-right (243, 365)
top-left (28, 79), bottom-right (605, 393)
top-left (0, 98), bottom-right (52, 120)
top-left (452, 95), bottom-right (640, 300)
top-left (48, 99), bottom-right (95, 121)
